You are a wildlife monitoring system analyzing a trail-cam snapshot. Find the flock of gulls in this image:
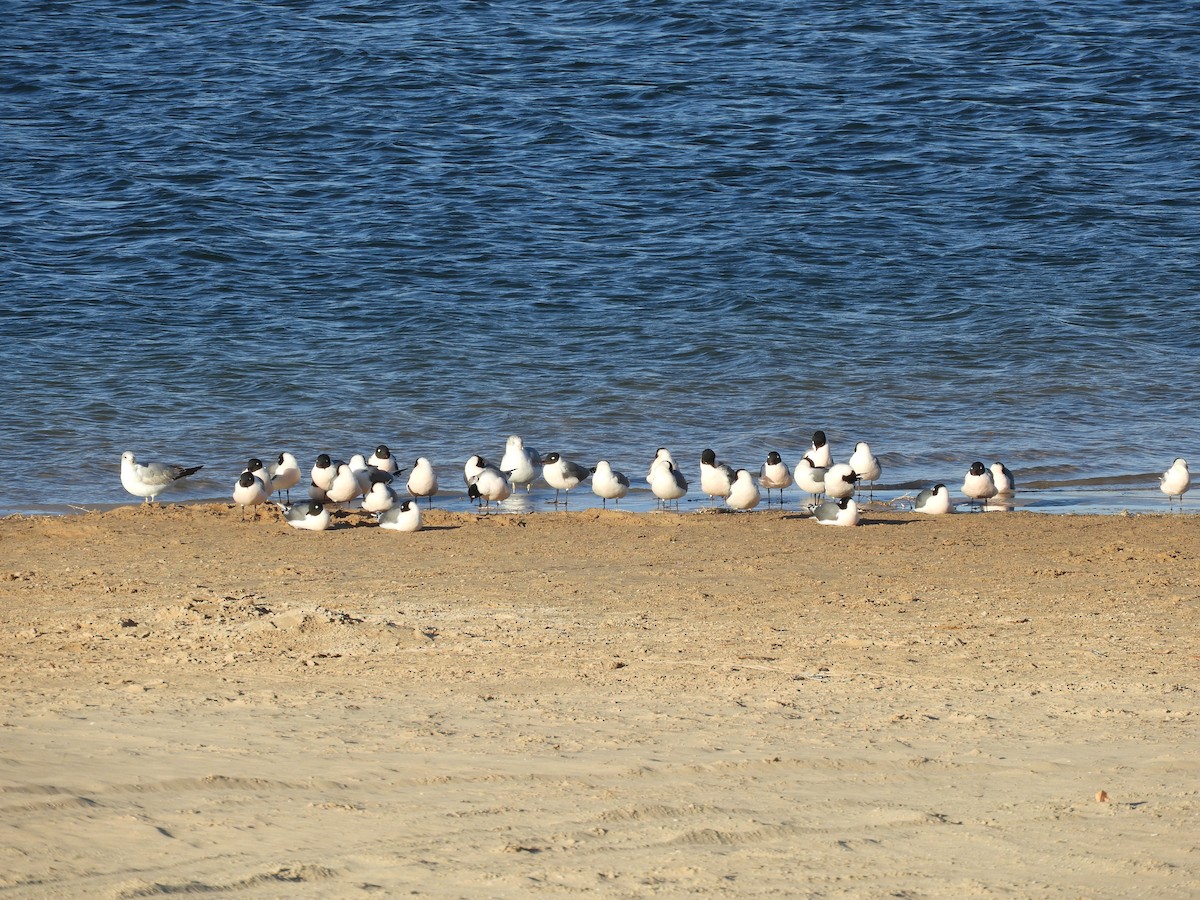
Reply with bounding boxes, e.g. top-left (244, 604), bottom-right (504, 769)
top-left (119, 434), bottom-right (1193, 533)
